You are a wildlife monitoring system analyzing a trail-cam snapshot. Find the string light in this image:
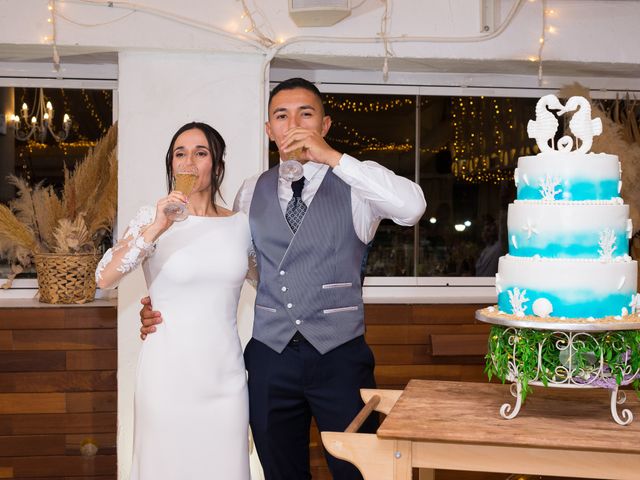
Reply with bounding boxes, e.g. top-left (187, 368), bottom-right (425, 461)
top-left (451, 96), bottom-right (537, 184)
top-left (237, 0), bottom-right (275, 47)
top-left (324, 95), bottom-right (413, 113)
